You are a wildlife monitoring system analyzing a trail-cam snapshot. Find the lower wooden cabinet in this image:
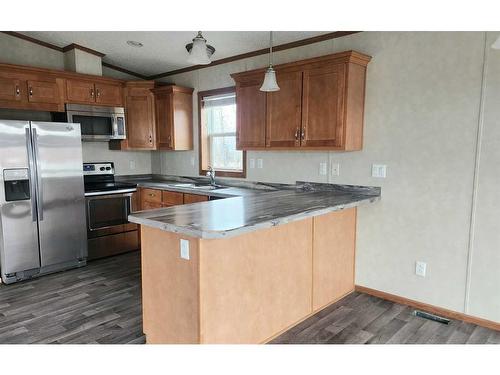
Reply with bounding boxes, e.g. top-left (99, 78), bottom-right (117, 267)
top-left (139, 187), bottom-right (209, 210)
